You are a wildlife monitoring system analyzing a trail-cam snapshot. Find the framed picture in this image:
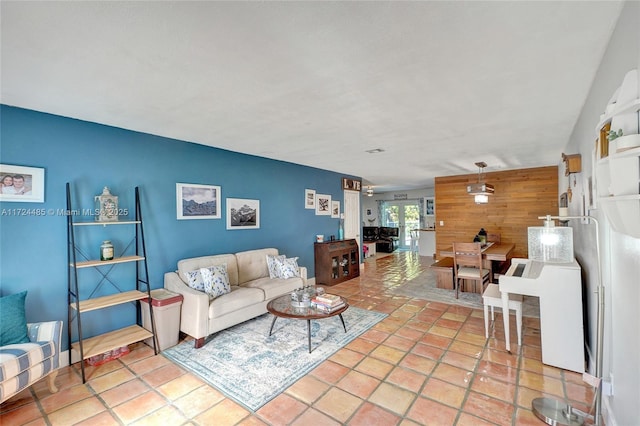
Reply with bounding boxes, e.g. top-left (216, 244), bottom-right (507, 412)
top-left (315, 194), bottom-right (331, 215)
top-left (227, 198), bottom-right (260, 229)
top-left (305, 189), bottom-right (316, 209)
top-left (331, 200), bottom-right (340, 218)
top-left (176, 183), bottom-right (221, 220)
top-left (559, 192), bottom-right (568, 208)
top-left (0, 164), bottom-right (45, 203)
